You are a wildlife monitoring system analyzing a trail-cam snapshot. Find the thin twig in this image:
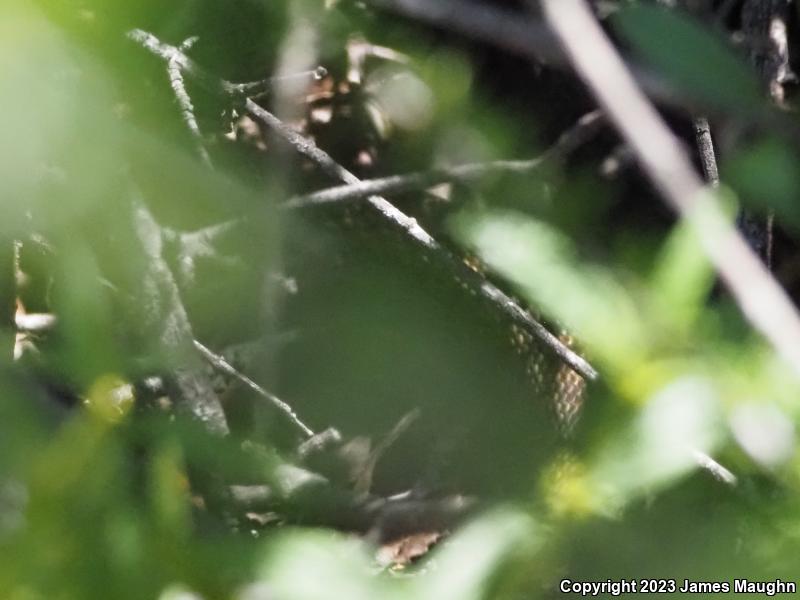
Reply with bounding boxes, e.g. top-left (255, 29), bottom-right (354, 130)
top-left (167, 36), bottom-right (213, 167)
top-left (693, 450), bottom-right (737, 486)
top-left (229, 67), bottom-right (328, 99)
top-left (540, 0), bottom-right (800, 378)
top-left (128, 29), bottom-right (233, 95)
top-left (127, 29), bottom-right (325, 99)
top-left (693, 116), bottom-right (720, 186)
top-left (128, 28), bottom-right (599, 380)
top-left (244, 98), bottom-right (599, 381)
top-left (193, 339), bottom-right (315, 438)
top-left (354, 408), bottom-right (421, 495)
top-left (286, 111), bottom-right (604, 208)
